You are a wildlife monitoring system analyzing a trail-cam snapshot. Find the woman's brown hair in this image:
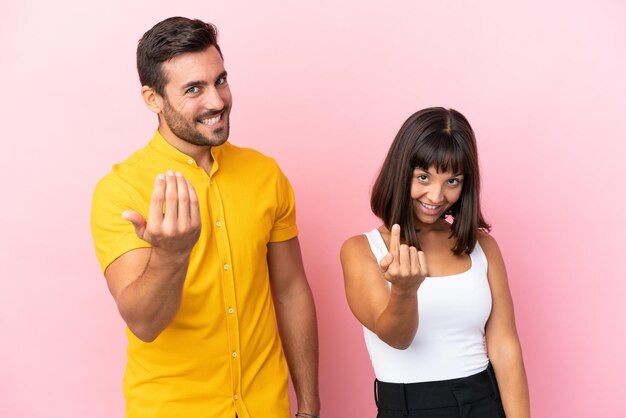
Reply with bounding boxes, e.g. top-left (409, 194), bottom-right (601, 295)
top-left (370, 107), bottom-right (490, 255)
